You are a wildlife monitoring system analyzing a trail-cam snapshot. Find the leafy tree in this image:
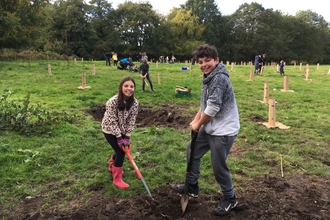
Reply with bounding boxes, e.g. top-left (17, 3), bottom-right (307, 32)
top-left (167, 8), bottom-right (205, 59)
top-left (0, 0), bottom-right (48, 49)
top-left (227, 3), bottom-right (267, 62)
top-left (294, 10), bottom-right (329, 63)
top-left (88, 0), bottom-right (118, 58)
top-left (45, 0), bottom-right (97, 58)
top-left (183, 0), bottom-right (232, 60)
top-left (111, 2), bottom-right (172, 60)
